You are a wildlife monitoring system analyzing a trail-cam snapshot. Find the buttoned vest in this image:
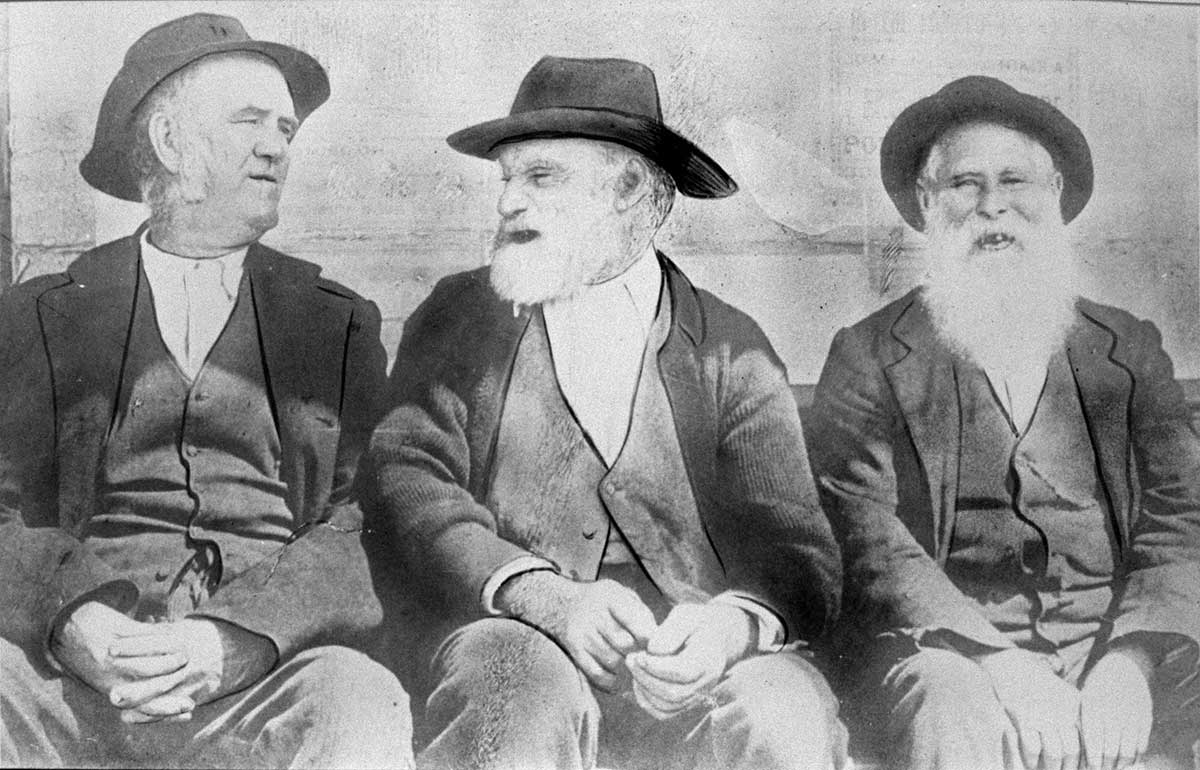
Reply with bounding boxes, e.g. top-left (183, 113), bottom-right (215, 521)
top-left (949, 351), bottom-right (1117, 648)
top-left (85, 265), bottom-right (292, 620)
top-left (487, 291), bottom-right (723, 606)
